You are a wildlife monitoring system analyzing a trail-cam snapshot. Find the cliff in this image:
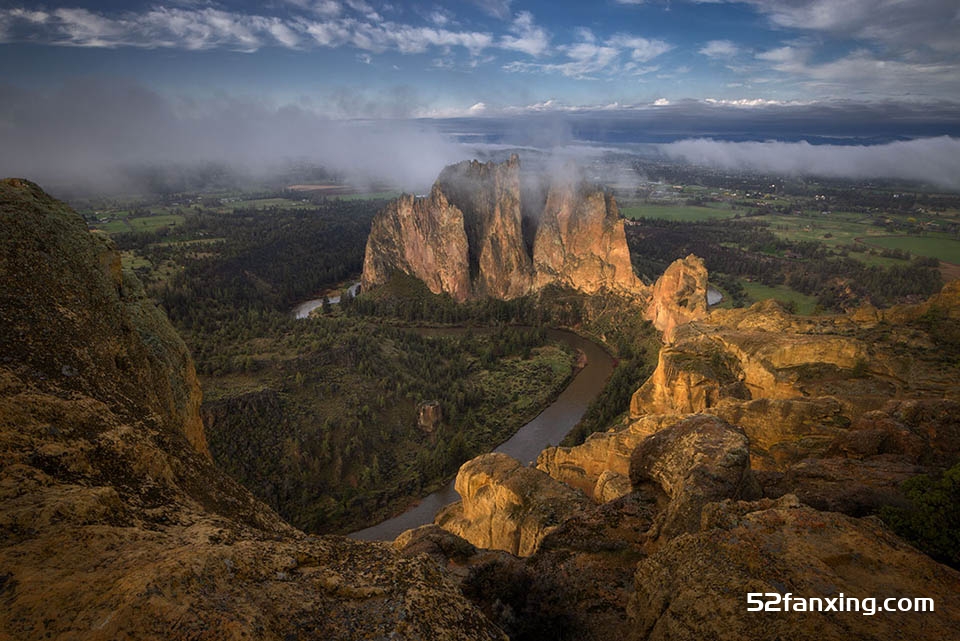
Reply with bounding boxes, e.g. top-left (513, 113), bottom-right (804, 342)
top-left (0, 179), bottom-right (504, 641)
top-left (532, 177), bottom-right (640, 294)
top-left (361, 156), bottom-right (643, 300)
